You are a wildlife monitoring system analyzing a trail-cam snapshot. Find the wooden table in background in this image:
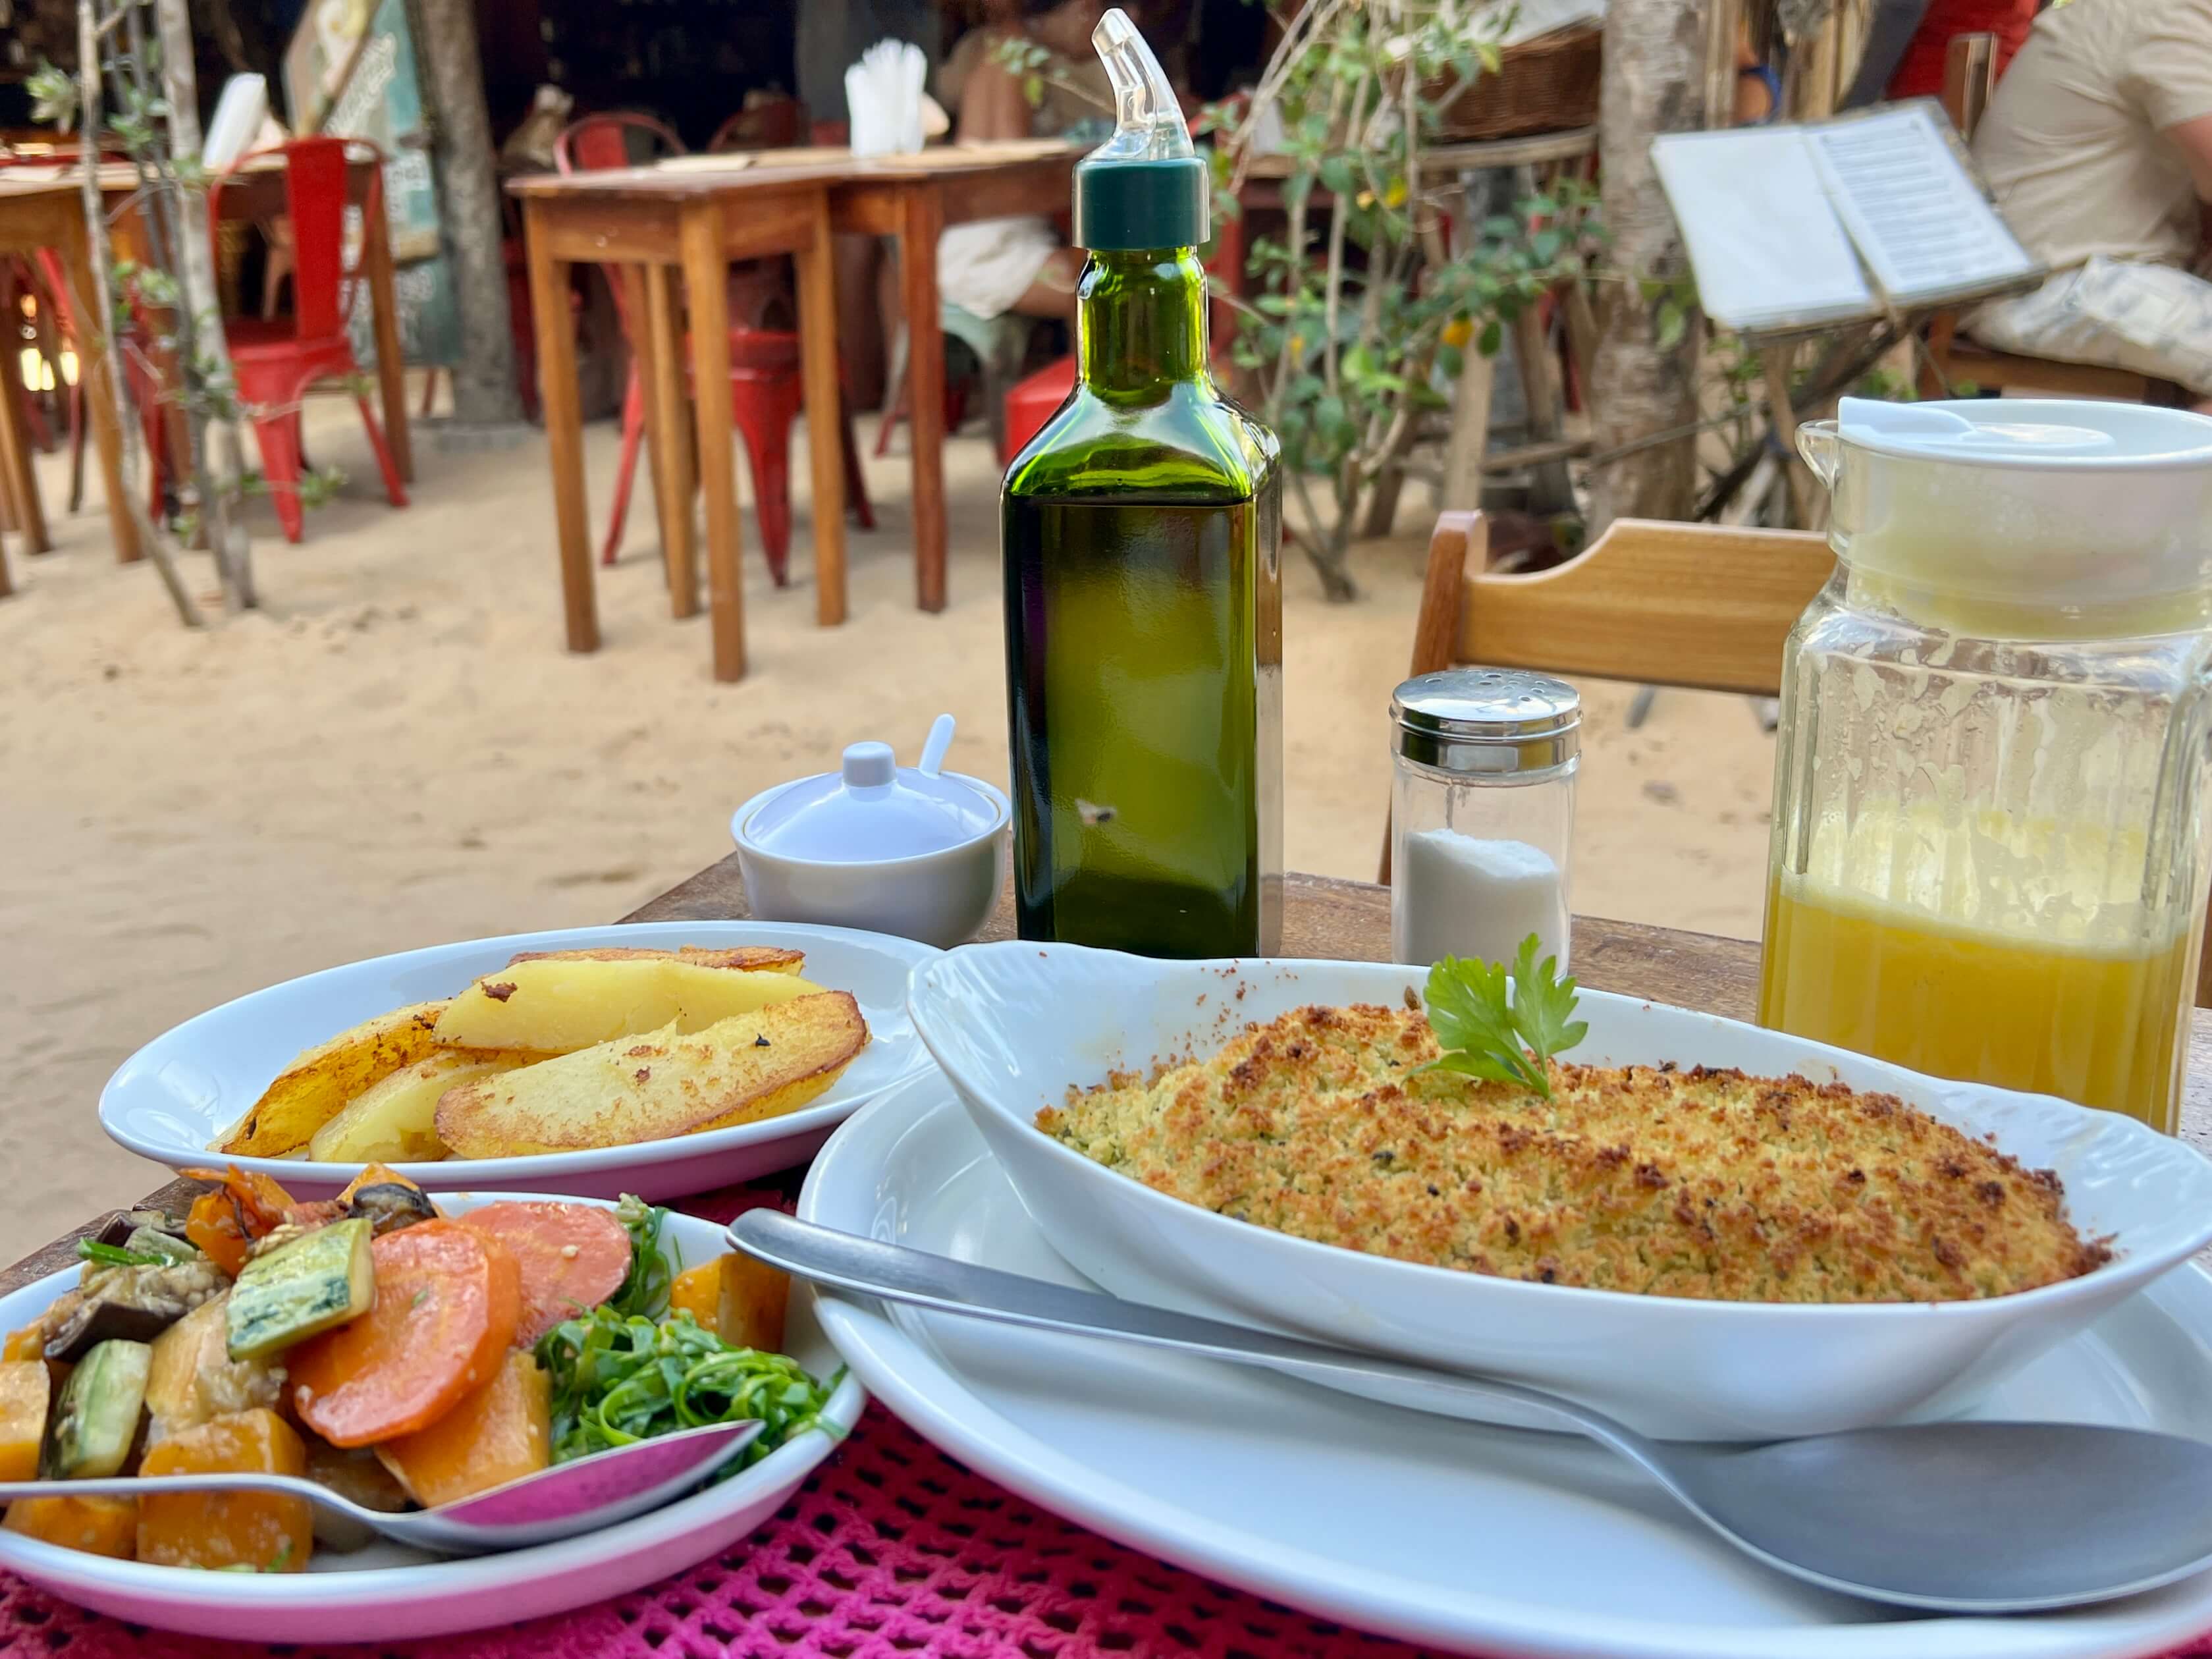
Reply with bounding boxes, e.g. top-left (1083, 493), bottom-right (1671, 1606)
top-left (510, 161), bottom-right (848, 682)
top-left (10, 865), bottom-right (2212, 1294)
top-left (0, 179), bottom-right (143, 572)
top-left (508, 143), bottom-right (1080, 680)
top-left (826, 143), bottom-right (1080, 613)
top-left (0, 155), bottom-right (410, 583)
